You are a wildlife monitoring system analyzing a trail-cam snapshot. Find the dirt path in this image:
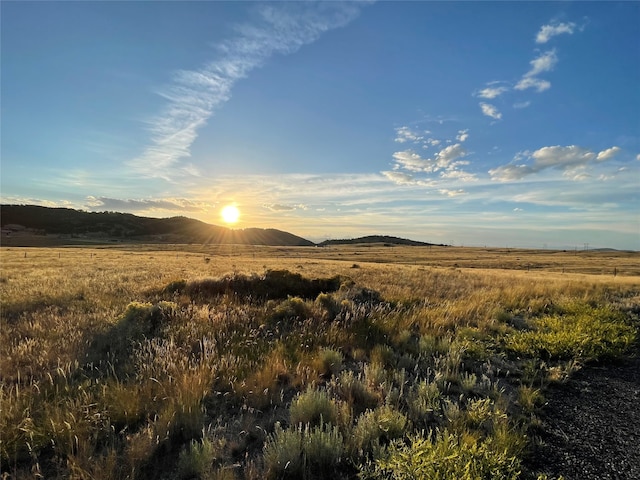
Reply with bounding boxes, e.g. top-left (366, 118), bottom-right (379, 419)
top-left (527, 349), bottom-right (640, 479)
